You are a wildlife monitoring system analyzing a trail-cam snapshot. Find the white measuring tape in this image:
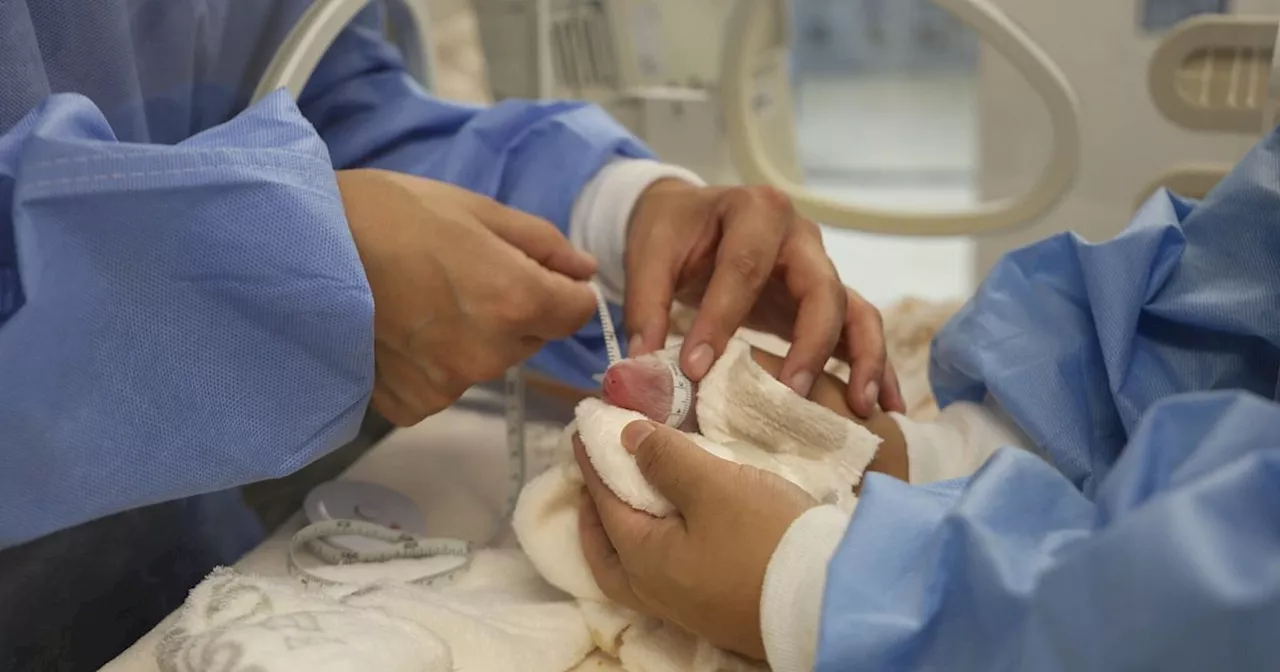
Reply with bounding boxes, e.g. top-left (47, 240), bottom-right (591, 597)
top-left (287, 360), bottom-right (525, 588)
top-left (662, 359), bottom-right (694, 428)
top-left (288, 519), bottom-right (472, 588)
top-left (288, 282), bottom-right (693, 586)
